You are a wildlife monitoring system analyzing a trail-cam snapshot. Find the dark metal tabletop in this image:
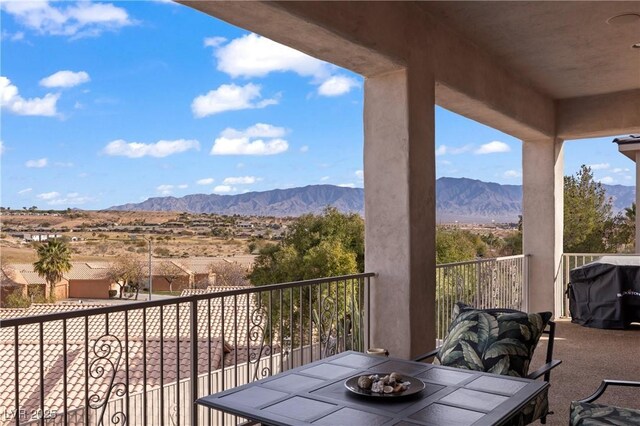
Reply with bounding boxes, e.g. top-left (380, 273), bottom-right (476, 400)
top-left (196, 351), bottom-right (549, 426)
